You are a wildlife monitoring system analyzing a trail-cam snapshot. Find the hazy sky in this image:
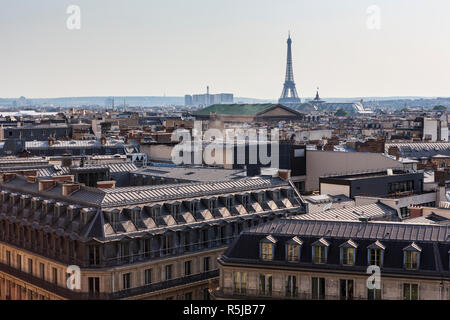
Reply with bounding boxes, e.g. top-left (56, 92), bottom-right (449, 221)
top-left (1, 0), bottom-right (449, 99)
